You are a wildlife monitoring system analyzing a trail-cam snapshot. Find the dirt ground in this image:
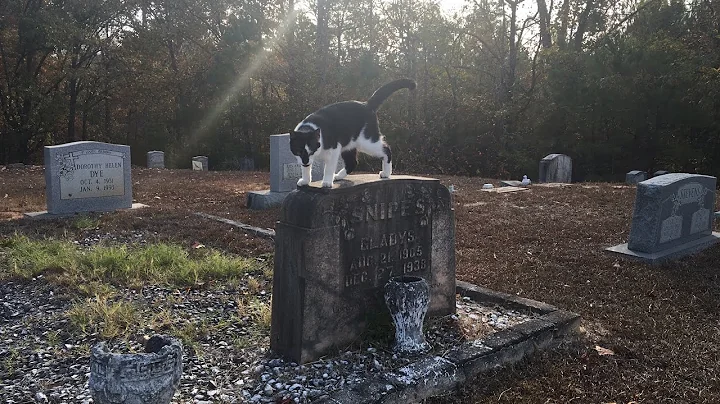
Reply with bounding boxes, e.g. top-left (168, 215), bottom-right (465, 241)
top-left (2, 166), bottom-right (720, 403)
